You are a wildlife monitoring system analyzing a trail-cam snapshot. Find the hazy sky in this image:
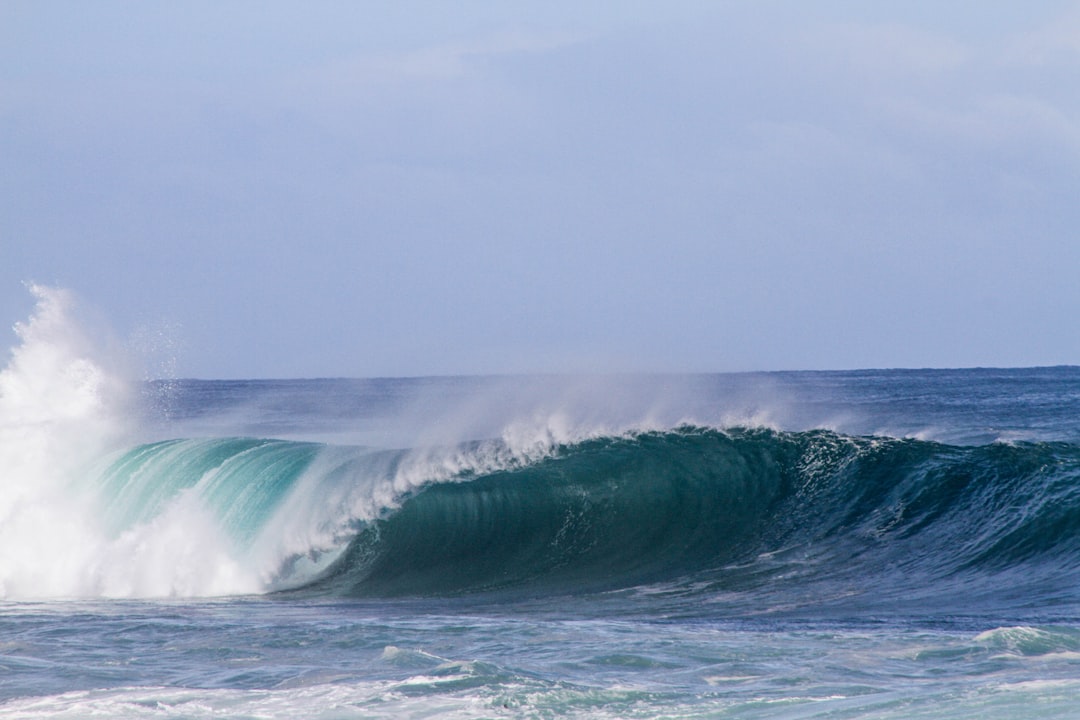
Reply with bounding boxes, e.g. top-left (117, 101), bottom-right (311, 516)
top-left (3, 1), bottom-right (1079, 378)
